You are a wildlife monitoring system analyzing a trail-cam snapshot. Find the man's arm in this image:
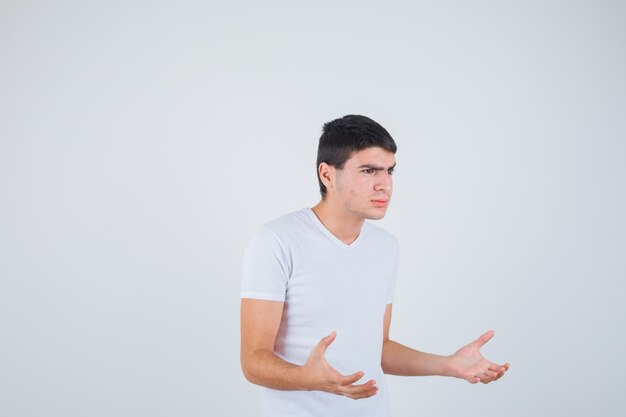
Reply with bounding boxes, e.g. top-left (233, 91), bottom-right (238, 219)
top-left (381, 304), bottom-right (510, 383)
top-left (240, 298), bottom-right (379, 399)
